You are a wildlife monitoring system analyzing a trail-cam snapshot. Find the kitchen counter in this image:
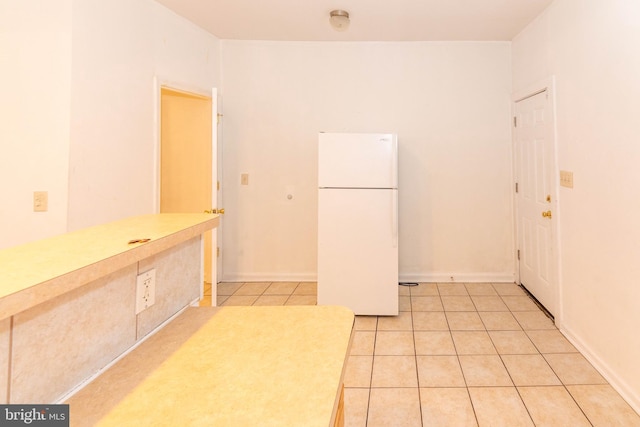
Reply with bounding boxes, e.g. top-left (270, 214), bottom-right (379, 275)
top-left (67, 306), bottom-right (354, 427)
top-left (0, 213), bottom-right (218, 319)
